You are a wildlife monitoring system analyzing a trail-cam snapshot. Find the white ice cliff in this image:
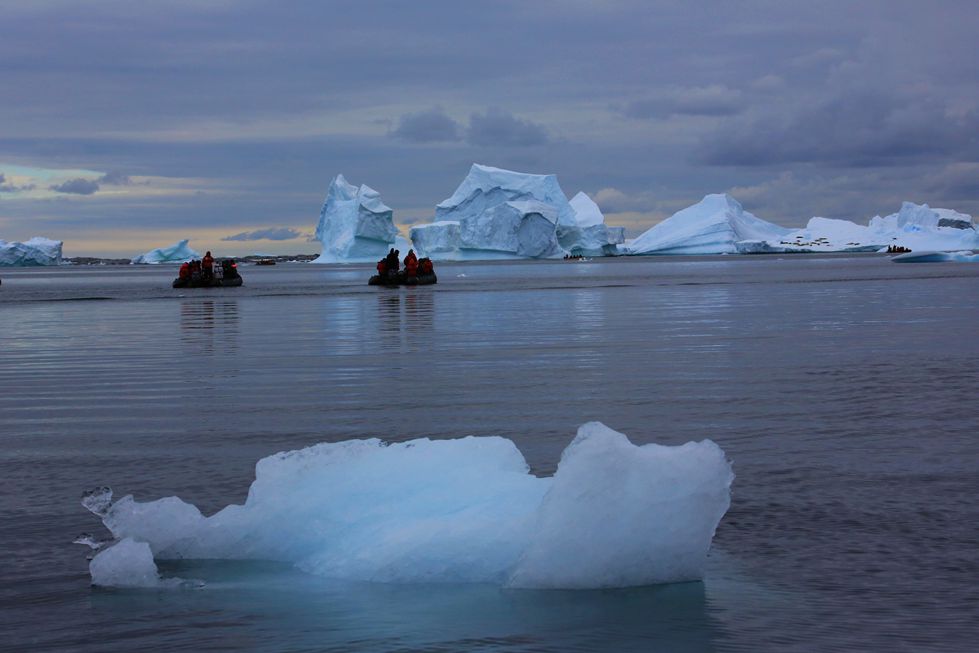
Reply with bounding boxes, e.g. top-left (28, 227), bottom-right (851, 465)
top-left (311, 174), bottom-right (399, 264)
top-left (131, 239), bottom-right (200, 265)
top-left (84, 422), bottom-right (733, 590)
top-left (624, 194), bottom-right (790, 255)
top-left (0, 237), bottom-right (63, 266)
